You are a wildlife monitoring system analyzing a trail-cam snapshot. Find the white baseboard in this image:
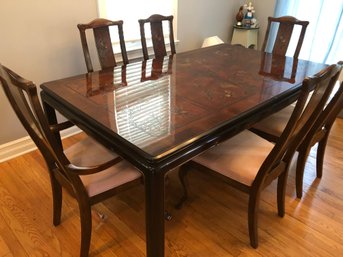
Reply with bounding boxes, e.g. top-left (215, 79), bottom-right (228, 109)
top-left (0, 126), bottom-right (81, 163)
